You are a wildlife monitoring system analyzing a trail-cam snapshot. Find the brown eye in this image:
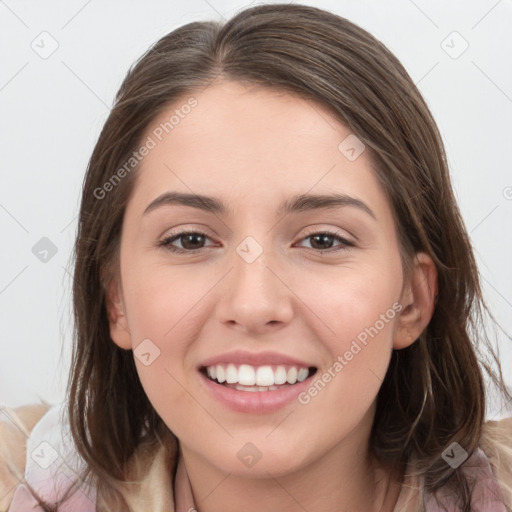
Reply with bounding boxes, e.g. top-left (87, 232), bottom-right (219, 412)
top-left (297, 231), bottom-right (354, 253)
top-left (159, 231), bottom-right (215, 253)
